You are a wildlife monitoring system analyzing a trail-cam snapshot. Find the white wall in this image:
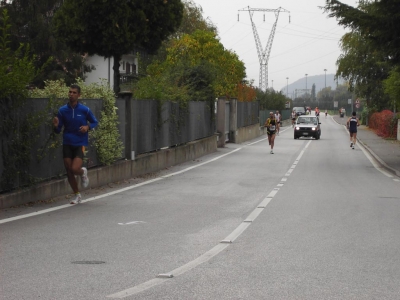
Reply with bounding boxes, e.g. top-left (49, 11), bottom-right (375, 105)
top-left (84, 55), bottom-right (113, 87)
top-left (84, 54), bottom-right (138, 88)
